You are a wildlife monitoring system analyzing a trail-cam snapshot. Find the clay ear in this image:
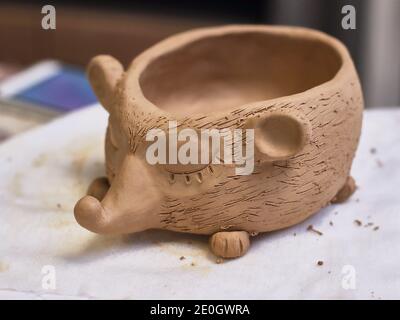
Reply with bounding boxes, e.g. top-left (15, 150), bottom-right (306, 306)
top-left (253, 111), bottom-right (312, 160)
top-left (87, 55), bottom-right (124, 112)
